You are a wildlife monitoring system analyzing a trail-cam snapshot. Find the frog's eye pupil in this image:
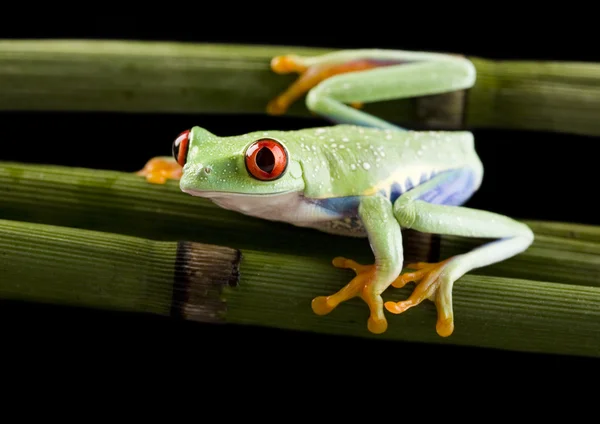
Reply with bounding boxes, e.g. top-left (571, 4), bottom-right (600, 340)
top-left (245, 138), bottom-right (288, 181)
top-left (172, 129), bottom-right (191, 167)
top-left (256, 148), bottom-right (275, 173)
